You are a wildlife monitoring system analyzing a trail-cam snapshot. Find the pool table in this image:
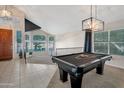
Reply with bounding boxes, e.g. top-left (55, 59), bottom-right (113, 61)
top-left (52, 52), bottom-right (112, 88)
